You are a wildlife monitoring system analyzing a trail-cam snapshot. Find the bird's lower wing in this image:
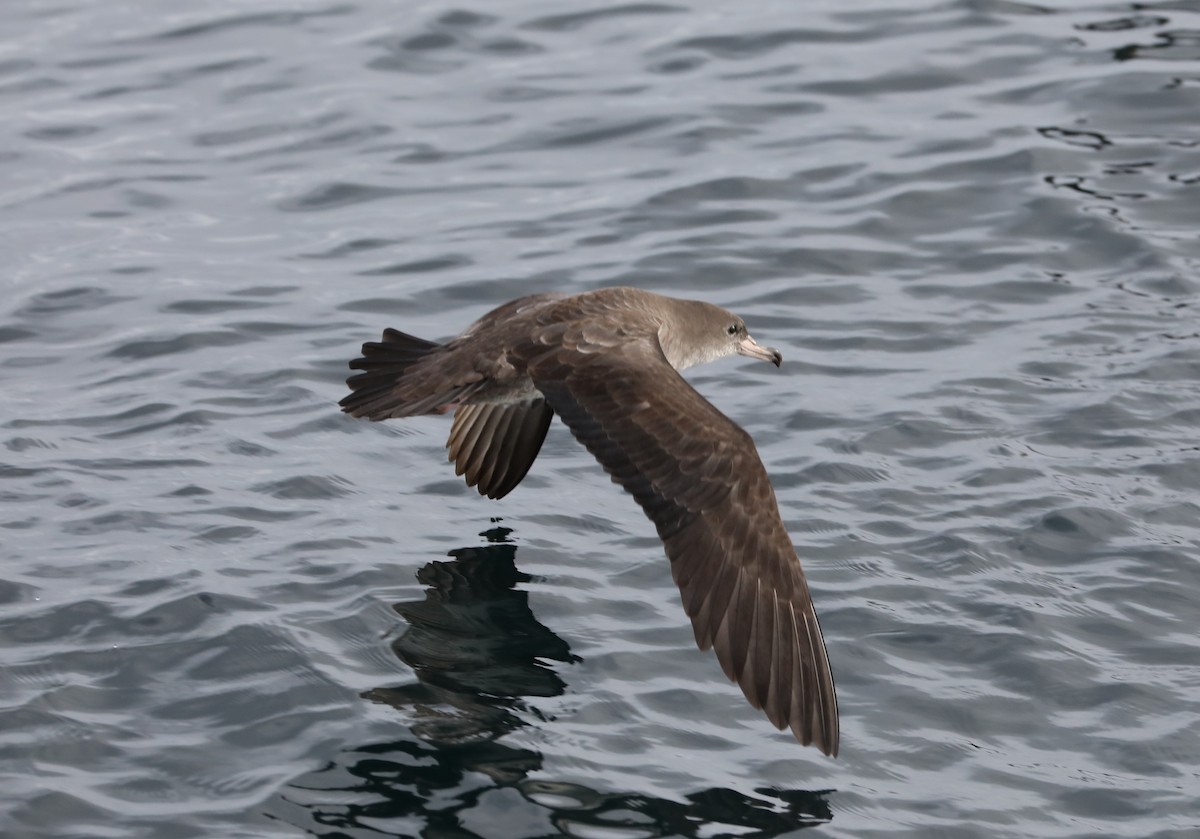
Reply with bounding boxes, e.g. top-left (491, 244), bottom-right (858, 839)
top-left (524, 337), bottom-right (839, 755)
